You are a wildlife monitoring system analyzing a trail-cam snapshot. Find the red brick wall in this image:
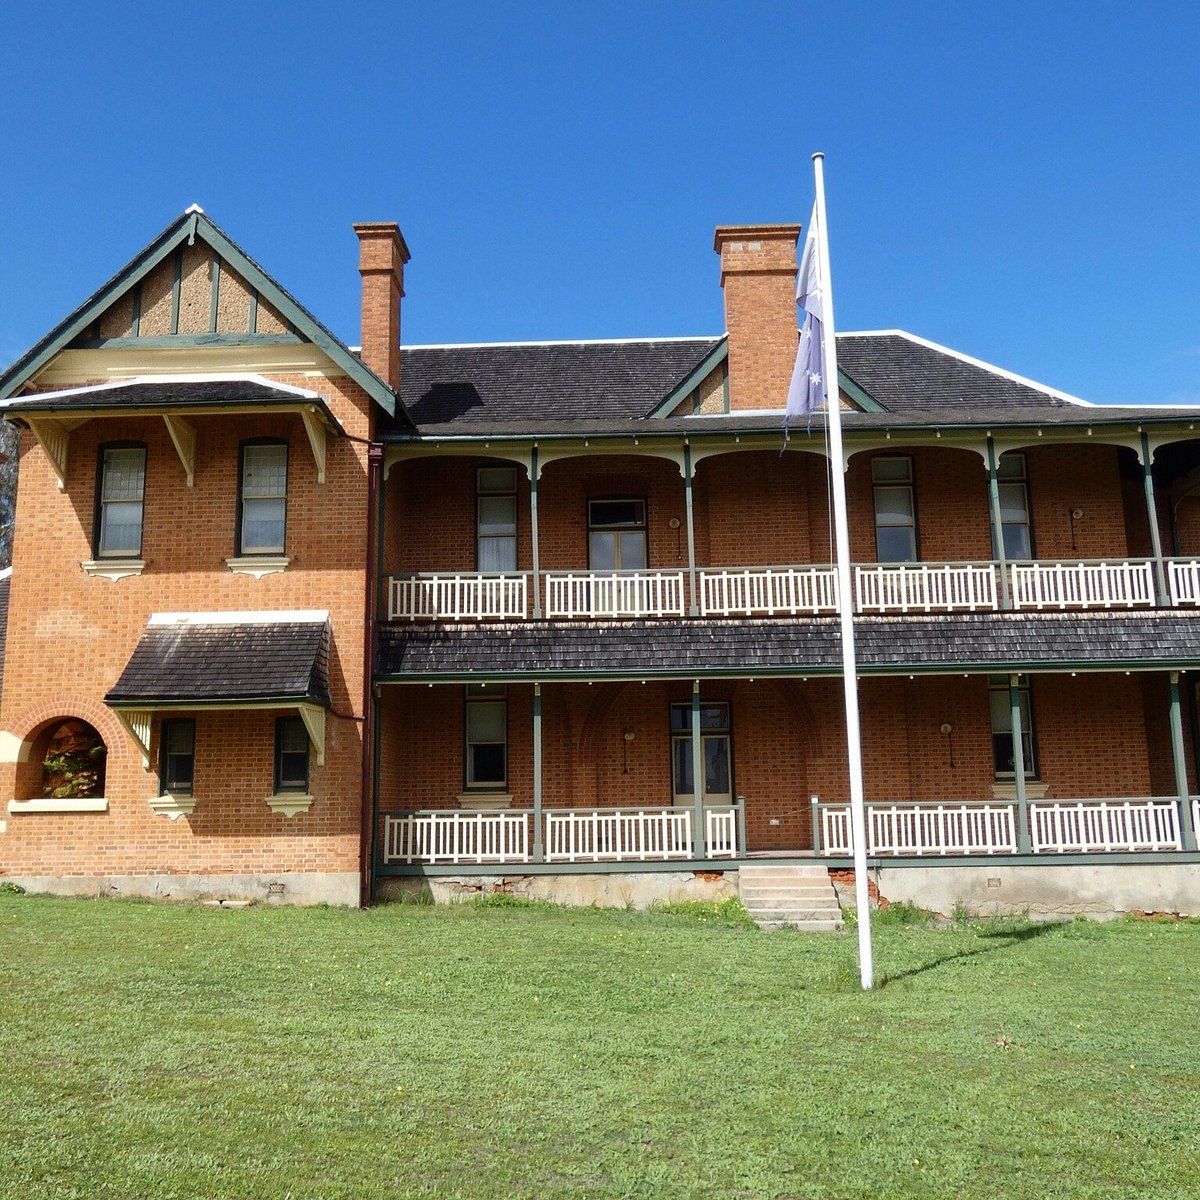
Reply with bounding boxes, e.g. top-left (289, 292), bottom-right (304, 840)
top-left (0, 371), bottom-right (371, 882)
top-left (377, 672), bottom-right (1161, 852)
